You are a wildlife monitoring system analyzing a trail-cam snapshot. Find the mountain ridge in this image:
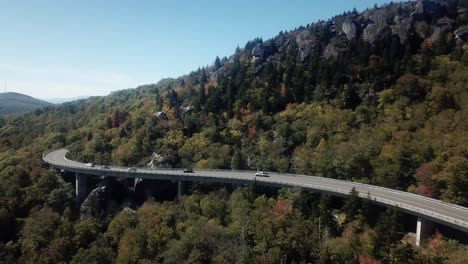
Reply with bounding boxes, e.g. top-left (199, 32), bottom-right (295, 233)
top-left (0, 92), bottom-right (52, 115)
top-left (133, 0), bottom-right (467, 113)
